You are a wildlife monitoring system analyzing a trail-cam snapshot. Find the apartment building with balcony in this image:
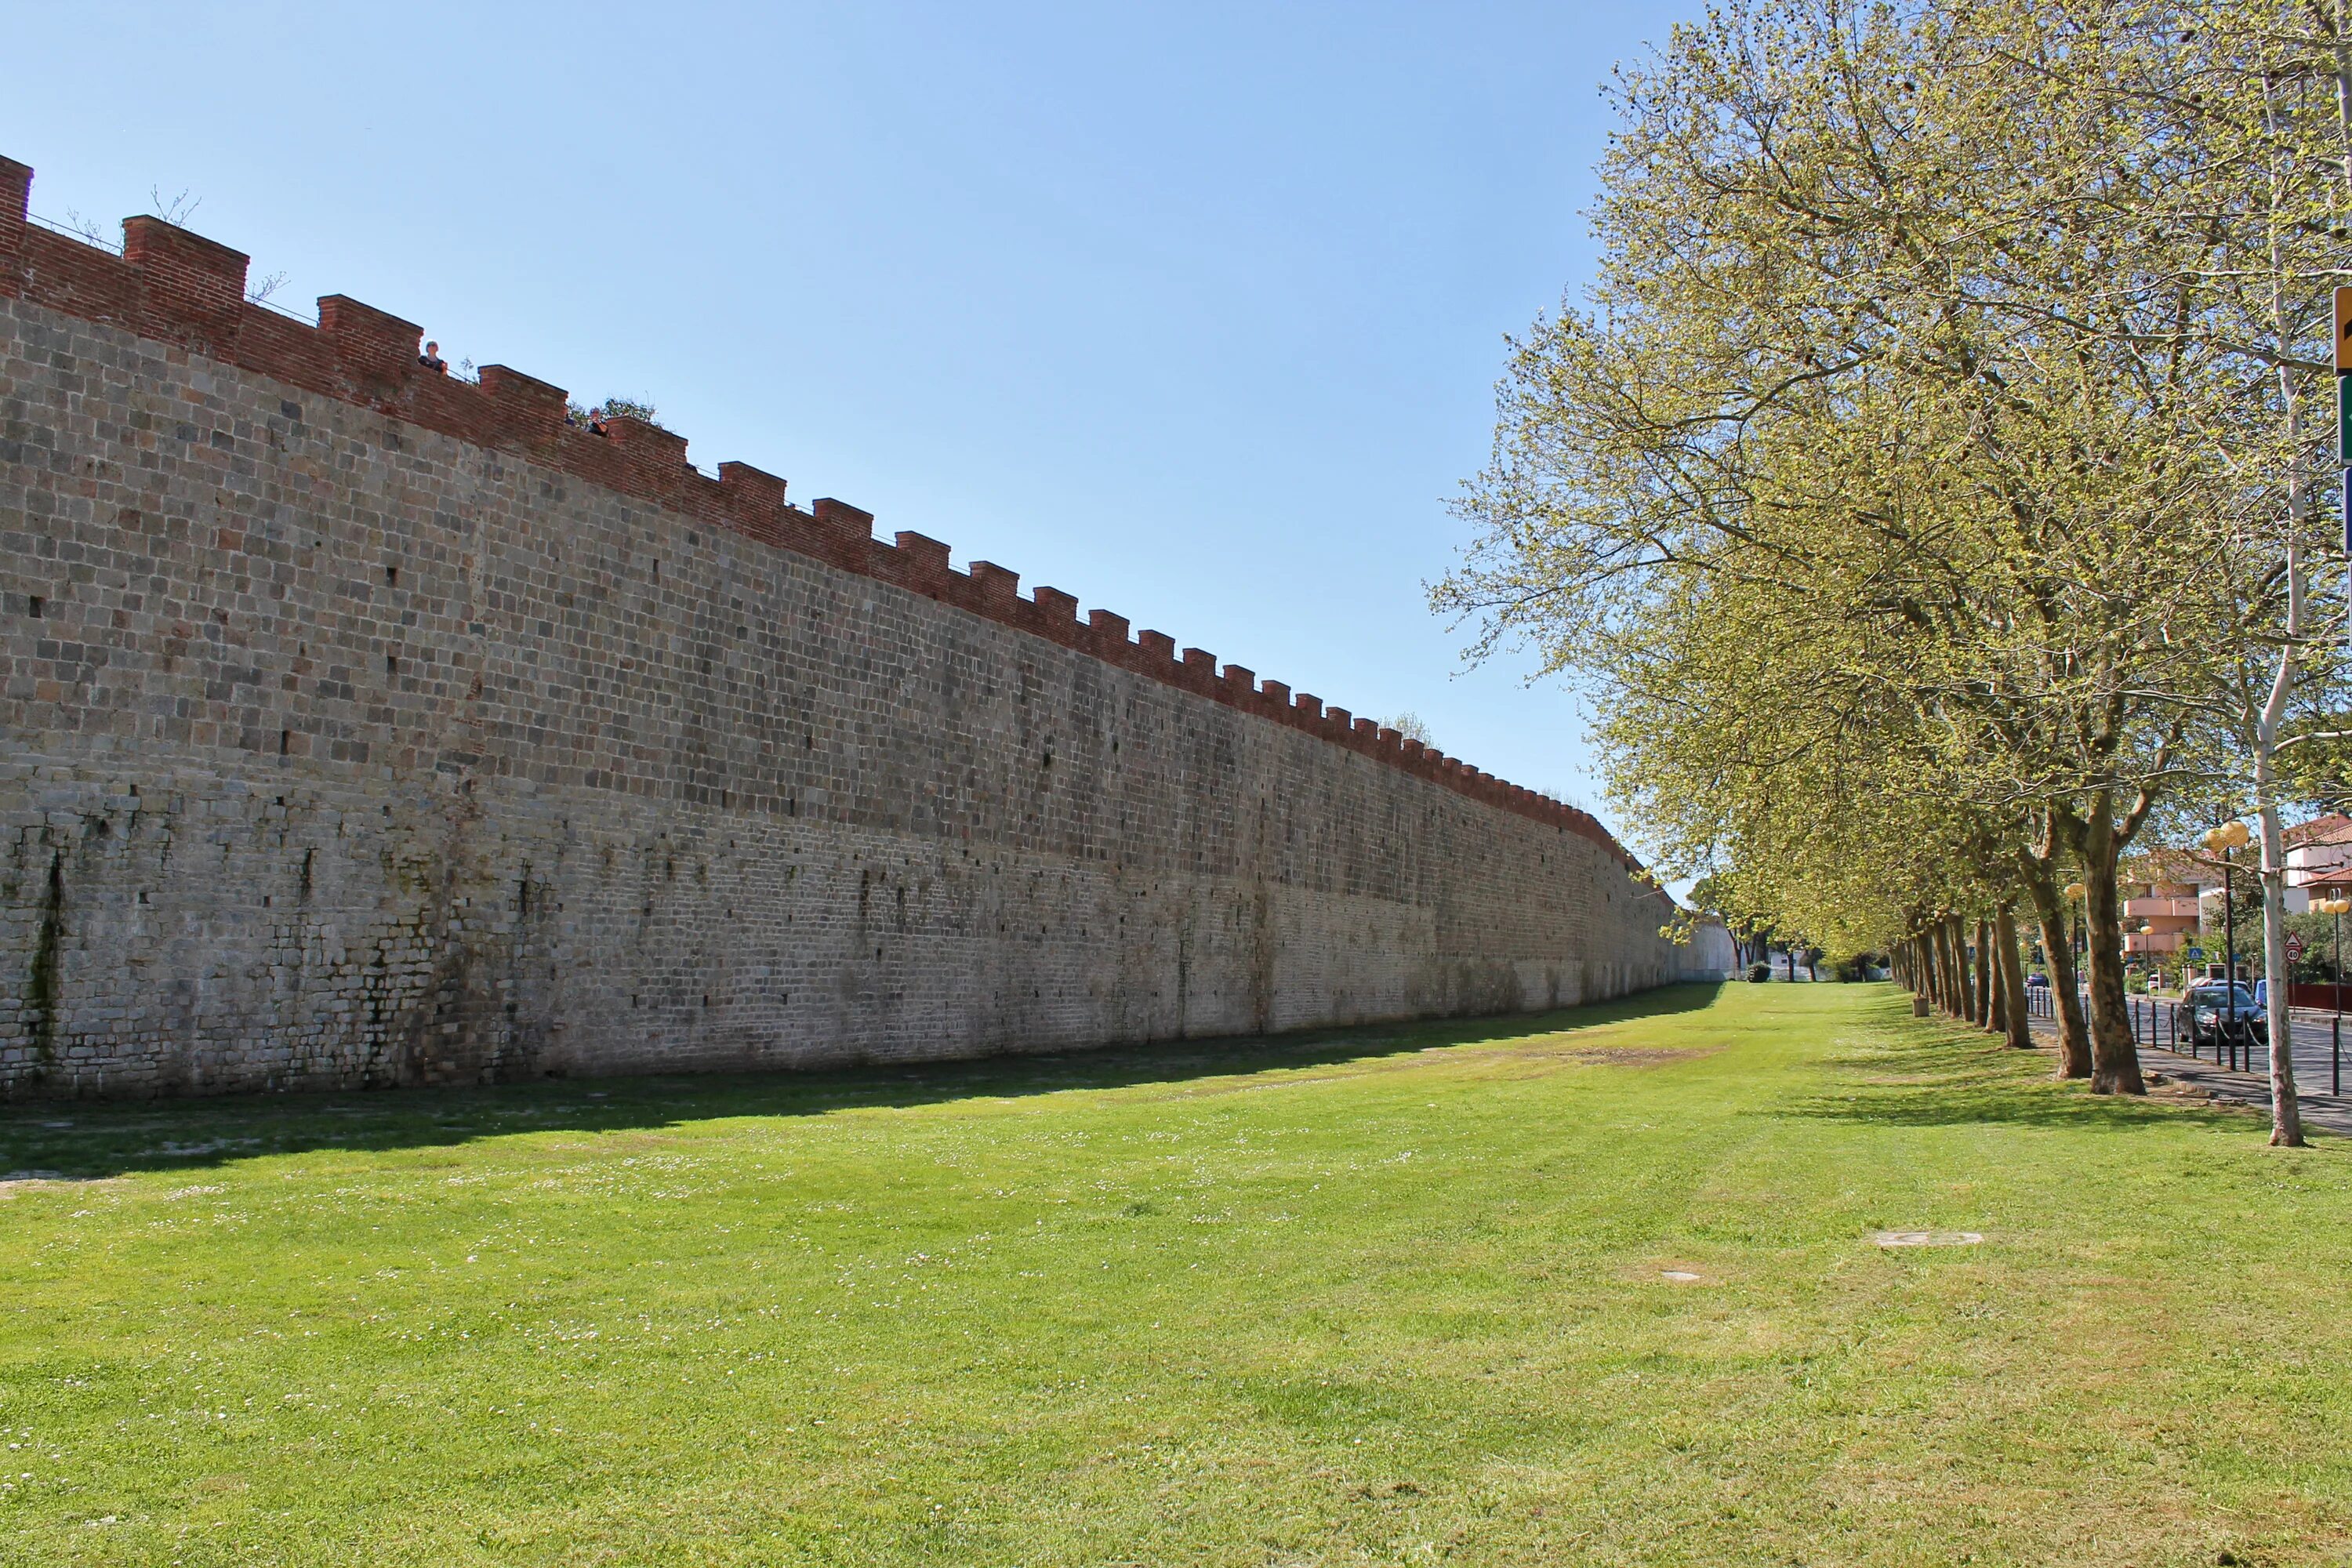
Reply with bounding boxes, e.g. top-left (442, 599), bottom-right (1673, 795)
top-left (2121, 848), bottom-right (2205, 956)
top-left (2114, 822), bottom-right (2343, 959)
top-left (2287, 814), bottom-right (2352, 903)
